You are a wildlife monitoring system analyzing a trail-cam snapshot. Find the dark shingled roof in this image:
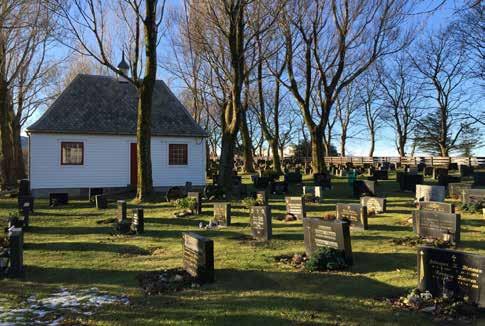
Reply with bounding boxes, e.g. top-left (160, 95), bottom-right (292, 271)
top-left (27, 74), bottom-right (207, 137)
